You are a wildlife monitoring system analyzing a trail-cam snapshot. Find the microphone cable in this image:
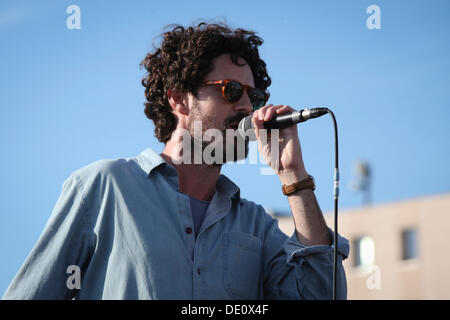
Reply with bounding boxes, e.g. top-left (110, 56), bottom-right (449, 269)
top-left (326, 108), bottom-right (339, 300)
